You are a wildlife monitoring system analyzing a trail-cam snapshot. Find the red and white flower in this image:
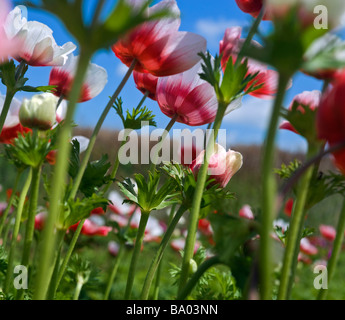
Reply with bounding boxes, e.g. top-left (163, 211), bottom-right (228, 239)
top-left (190, 143), bottom-right (243, 188)
top-left (319, 225), bottom-right (336, 242)
top-left (300, 237), bottom-right (318, 256)
top-left (112, 0), bottom-right (207, 76)
top-left (239, 205), bottom-right (255, 220)
top-left (5, 6), bottom-right (76, 66)
top-left (49, 54), bottom-right (108, 102)
top-left (156, 60), bottom-right (242, 126)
